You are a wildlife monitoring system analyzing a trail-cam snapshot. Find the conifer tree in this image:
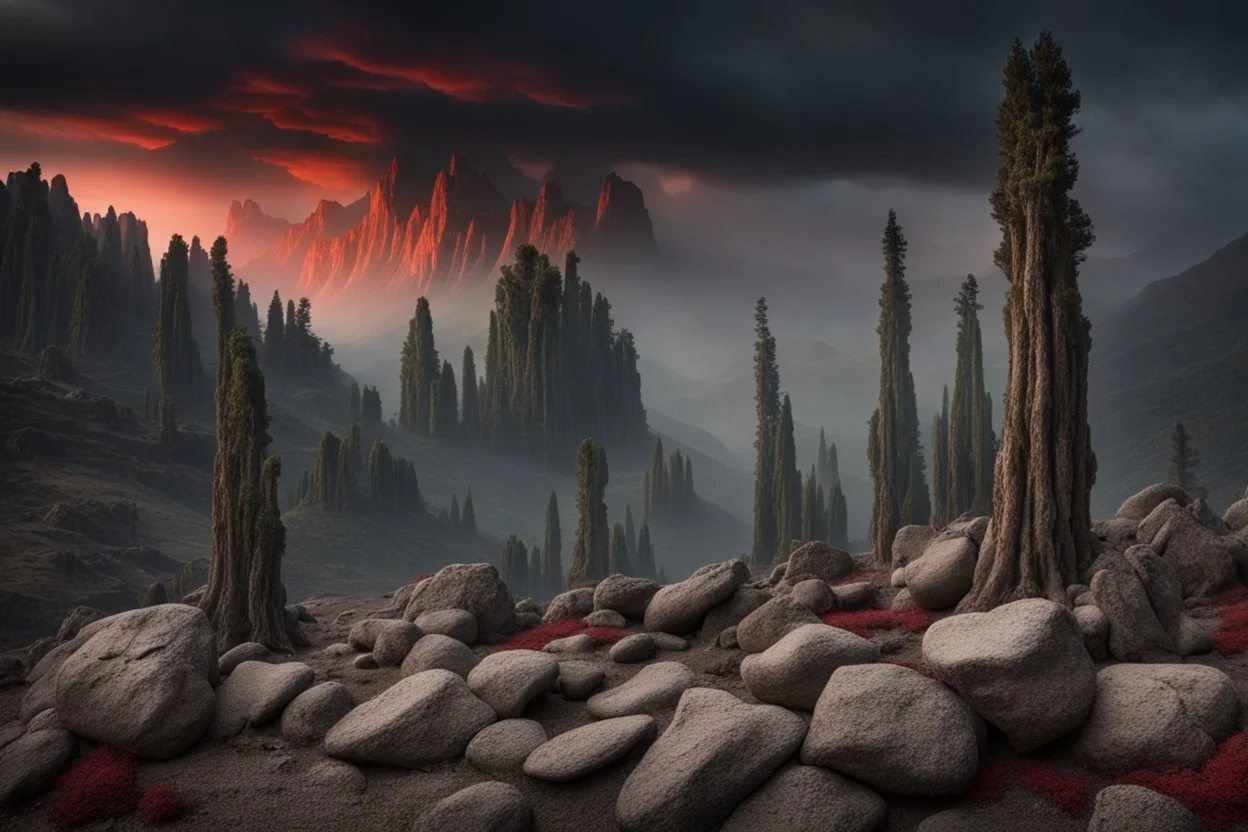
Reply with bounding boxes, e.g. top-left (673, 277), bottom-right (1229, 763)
top-left (610, 521), bottom-right (631, 576)
top-left (1168, 421), bottom-right (1206, 500)
top-left (265, 290), bottom-right (284, 366)
top-left (312, 432), bottom-right (343, 507)
top-left (829, 481), bottom-right (849, 549)
top-left (962, 32), bottom-right (1095, 611)
top-left (461, 346), bottom-right (480, 439)
top-left (932, 387), bottom-right (950, 526)
top-left (868, 211), bottom-right (925, 566)
top-left (635, 523), bottom-right (655, 580)
top-left (369, 439), bottom-right (392, 501)
top-left (431, 359), bottom-right (457, 439)
top-left (153, 234), bottom-right (203, 405)
top-left (752, 297), bottom-right (781, 566)
top-left (948, 274), bottom-right (989, 518)
top-left (450, 494), bottom-right (461, 526)
top-left (567, 438), bottom-right (608, 587)
top-left (528, 545), bottom-right (542, 600)
top-left (543, 490), bottom-right (562, 599)
top-left (349, 381), bottom-right (361, 423)
top-left (772, 394), bottom-right (799, 561)
top-left (361, 385), bottom-right (382, 427)
top-left (624, 505), bottom-right (637, 567)
top-left (399, 297), bottom-right (439, 435)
